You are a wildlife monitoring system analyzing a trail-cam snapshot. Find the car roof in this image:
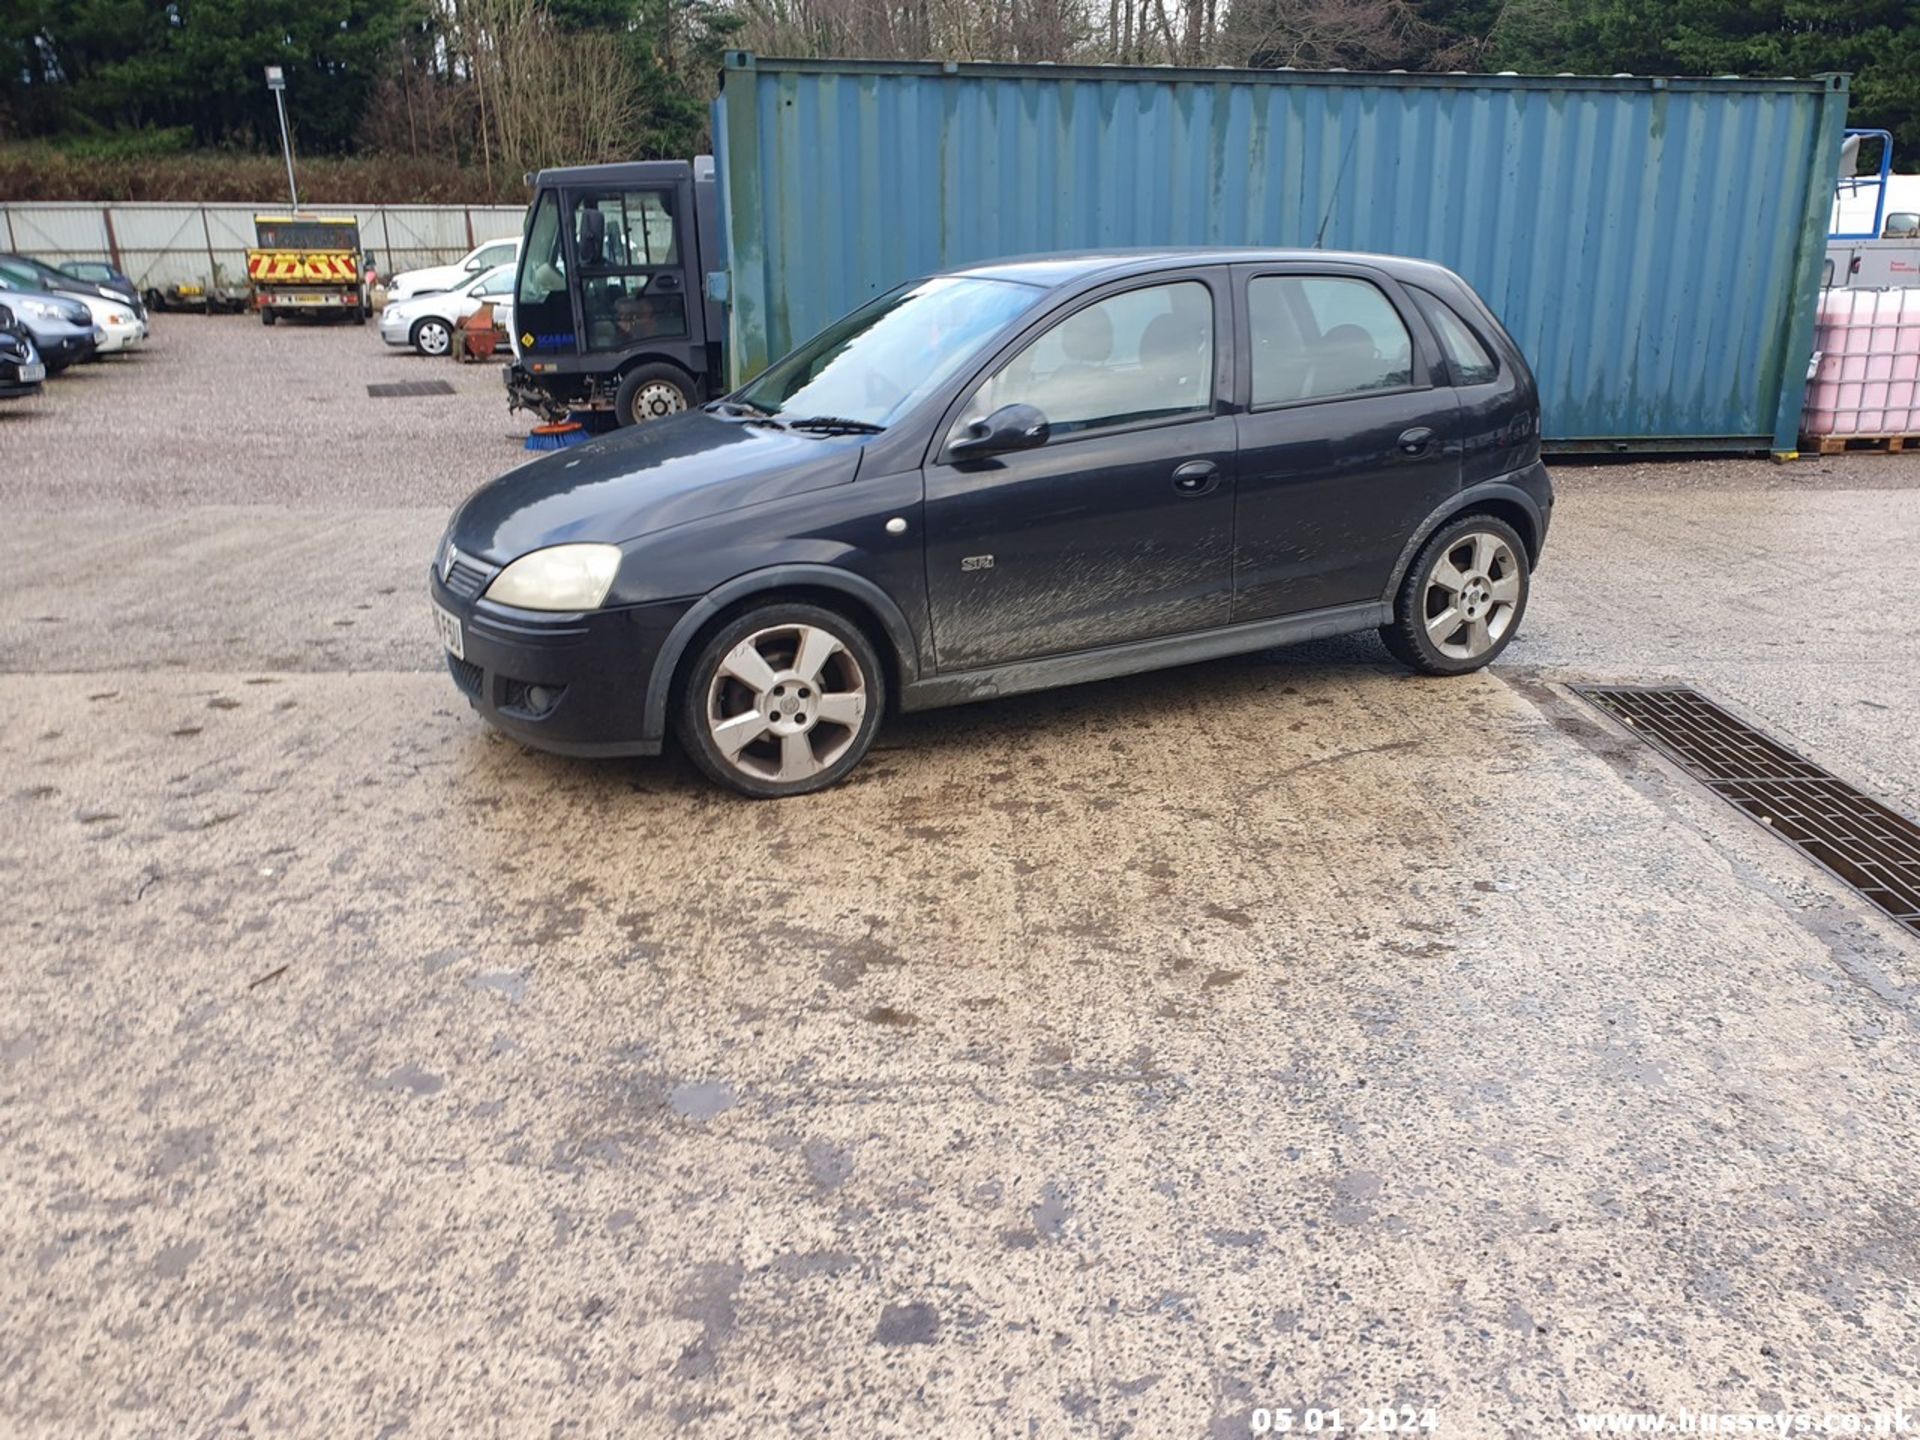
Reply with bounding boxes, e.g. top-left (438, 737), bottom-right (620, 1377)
top-left (944, 247), bottom-right (1461, 290)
